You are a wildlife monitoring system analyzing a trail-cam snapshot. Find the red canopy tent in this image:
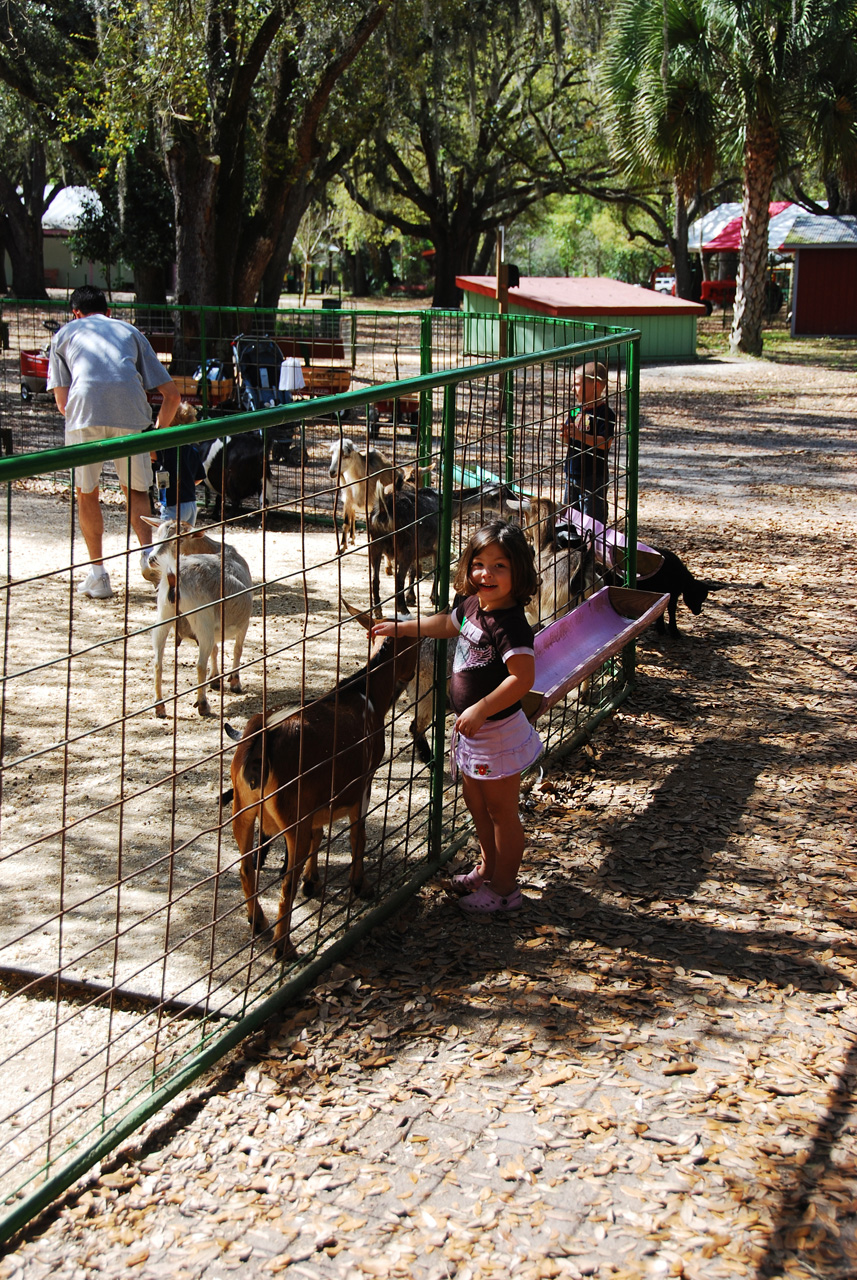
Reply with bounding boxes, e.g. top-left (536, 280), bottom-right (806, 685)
top-left (702, 202), bottom-right (792, 252)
